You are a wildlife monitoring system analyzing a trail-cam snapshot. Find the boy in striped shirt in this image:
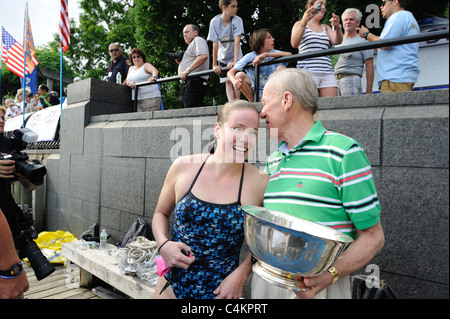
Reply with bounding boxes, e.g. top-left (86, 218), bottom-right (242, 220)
top-left (253, 68), bottom-right (384, 299)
